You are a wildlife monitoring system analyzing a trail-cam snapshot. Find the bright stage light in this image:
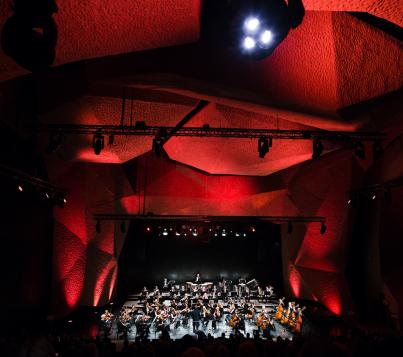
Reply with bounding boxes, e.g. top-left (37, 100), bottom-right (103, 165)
top-left (244, 17), bottom-right (260, 33)
top-left (243, 36), bottom-right (256, 50)
top-left (201, 0), bottom-right (305, 60)
top-left (260, 30), bottom-right (272, 45)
